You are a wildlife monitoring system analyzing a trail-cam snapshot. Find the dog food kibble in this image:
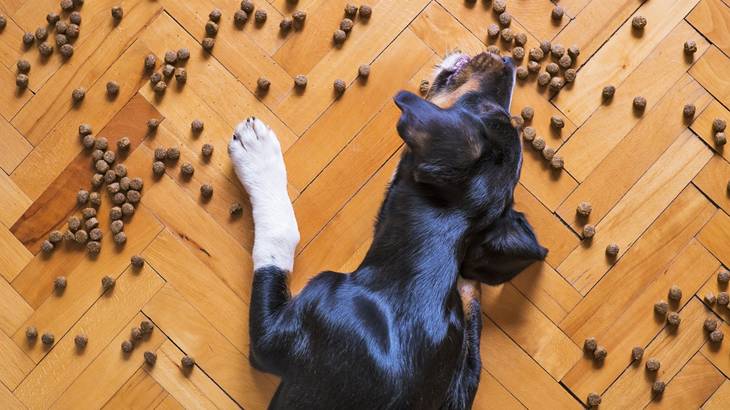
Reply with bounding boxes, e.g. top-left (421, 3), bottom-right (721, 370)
top-left (121, 340), bottom-right (133, 353)
top-left (85, 217), bottom-right (99, 230)
top-left (175, 67), bottom-right (187, 84)
top-left (144, 351), bottom-right (157, 366)
top-left (551, 5), bottom-right (564, 21)
top-left (500, 28), bottom-right (513, 43)
top-left (103, 170), bottom-right (117, 185)
top-left (181, 355), bottom-right (196, 368)
top-left (253, 9), bottom-right (267, 24)
top-left (345, 3), bottom-right (358, 18)
top-left (162, 64), bottom-right (174, 78)
top-left (682, 103), bottom-right (696, 119)
top-left (718, 270), bottom-right (730, 284)
top-left (47, 12), bottom-right (60, 25)
top-left (22, 32), bottom-right (35, 47)
top-left (704, 318), bottom-right (718, 332)
top-left (110, 207), bottom-right (122, 221)
top-left (26, 326), bottom-right (38, 342)
top-left (255, 77), bottom-right (271, 95)
top-left (95, 137), bottom-right (109, 151)
top-left (550, 116), bottom-right (565, 130)
top-left (498, 12), bottom-right (511, 27)
top-left (545, 62), bottom-right (559, 76)
top-left (513, 32), bottom-right (527, 47)
top-left (683, 40), bottom-right (698, 54)
top-left (95, 159), bottom-right (110, 174)
top-left (528, 48), bottom-right (544, 62)
top-left (126, 190), bottom-right (141, 204)
top-left (72, 87), bottom-right (86, 103)
top-left (41, 239), bottom-right (54, 253)
top-left (131, 255), bottom-right (145, 269)
top-left (152, 161), bottom-right (165, 176)
top-left (77, 189), bottom-right (89, 206)
top-left (205, 20), bottom-right (219, 36)
top-left (511, 115), bottom-right (524, 129)
top-left (358, 4), bottom-right (372, 19)
top-left (710, 329), bottom-right (724, 343)
top-left (119, 176), bottom-right (130, 190)
top-left (646, 357), bottom-right (660, 372)
top-left (551, 154), bottom-right (565, 169)
top-left (16, 74), bottom-right (29, 89)
top-left (333, 29), bottom-right (347, 44)
top-left (175, 48), bottom-right (190, 63)
top-left (558, 54), bottom-right (572, 69)
top-left (294, 74), bottom-right (308, 89)
top-left (101, 276), bottom-right (116, 292)
top-left (606, 243), bottom-right (620, 257)
top-left (537, 72), bottom-right (551, 86)
top-left (512, 47), bottom-right (525, 60)
top-left (38, 41), bottom-right (53, 57)
top-left (358, 64), bottom-right (371, 79)
top-left (180, 162), bottom-right (194, 177)
top-left (587, 393), bottom-right (601, 407)
top-left (201, 37), bottom-right (214, 53)
top-left (564, 68), bottom-right (577, 83)
top-left (418, 80), bottom-right (429, 96)
top-left (89, 192), bottom-right (102, 207)
top-left (137, 320), bottom-right (153, 336)
top-left (279, 18), bottom-right (293, 32)
top-left (240, 0), bottom-right (254, 13)
top-left (103, 150), bottom-right (116, 164)
top-left (652, 380), bottom-right (665, 396)
top-left (593, 346), bottom-right (607, 362)
top-left (340, 18), bottom-right (354, 33)
top-left (486, 45), bottom-right (500, 55)
top-left (705, 292), bottom-right (716, 305)
top-left (66, 23), bottom-right (80, 39)
top-left (487, 23), bottom-right (500, 38)
top-left (654, 300), bottom-right (669, 315)
top-left (110, 5), bottom-right (124, 20)
top-left (717, 292), bottom-right (730, 306)
top-left (75, 229), bottom-right (88, 244)
top-left (53, 275), bottom-right (67, 291)
top-left (632, 15), bottom-right (647, 30)
top-left (576, 201), bottom-right (592, 217)
top-left (208, 8), bottom-right (222, 23)
top-left (584, 337), bottom-right (597, 352)
top-left (35, 27), bottom-right (48, 42)
top-left (542, 146), bottom-right (556, 161)
top-left (514, 66), bottom-right (528, 80)
top-left (89, 228), bottom-right (103, 241)
top-left (83, 135), bottom-right (96, 150)
top-left (82, 207), bottom-right (97, 220)
top-left (41, 332), bottom-right (55, 346)
top-left (130, 327), bottom-right (143, 342)
top-left (112, 192), bottom-right (126, 206)
top-left (715, 132), bottom-right (727, 146)
top-left (602, 85), bottom-right (616, 101)
top-left (713, 118), bottom-right (727, 133)
top-left (230, 202), bottom-right (243, 215)
top-left (200, 184), bottom-right (214, 199)
top-left (666, 312), bottom-right (681, 326)
top-left (49, 230), bottom-right (63, 244)
top-left (633, 96), bottom-right (647, 111)
top-left (492, 0), bottom-right (507, 13)
top-left (668, 285), bottom-right (682, 301)
top-left (110, 220), bottom-right (124, 235)
top-left (522, 127), bottom-right (536, 141)
top-left (17, 59), bottom-right (31, 74)
top-left (201, 143), bottom-right (214, 157)
top-left (154, 147), bottom-right (167, 161)
top-left (117, 136), bottom-right (131, 152)
top-left (60, 43), bottom-right (75, 59)
top-left (68, 216), bottom-right (81, 232)
top-left (74, 334), bottom-right (88, 349)
top-left (190, 119), bottom-right (204, 134)
top-left (531, 137), bottom-right (546, 151)
top-left (69, 11), bottom-right (81, 25)
top-left (163, 50), bottom-right (177, 65)
top-left (631, 346), bottom-right (644, 361)
top-left (521, 107), bottom-right (534, 122)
